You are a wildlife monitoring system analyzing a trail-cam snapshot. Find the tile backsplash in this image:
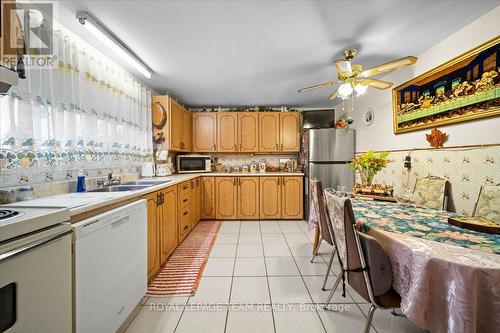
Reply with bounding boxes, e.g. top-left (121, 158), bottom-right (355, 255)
top-left (210, 154), bottom-right (298, 168)
top-left (370, 145), bottom-right (500, 215)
